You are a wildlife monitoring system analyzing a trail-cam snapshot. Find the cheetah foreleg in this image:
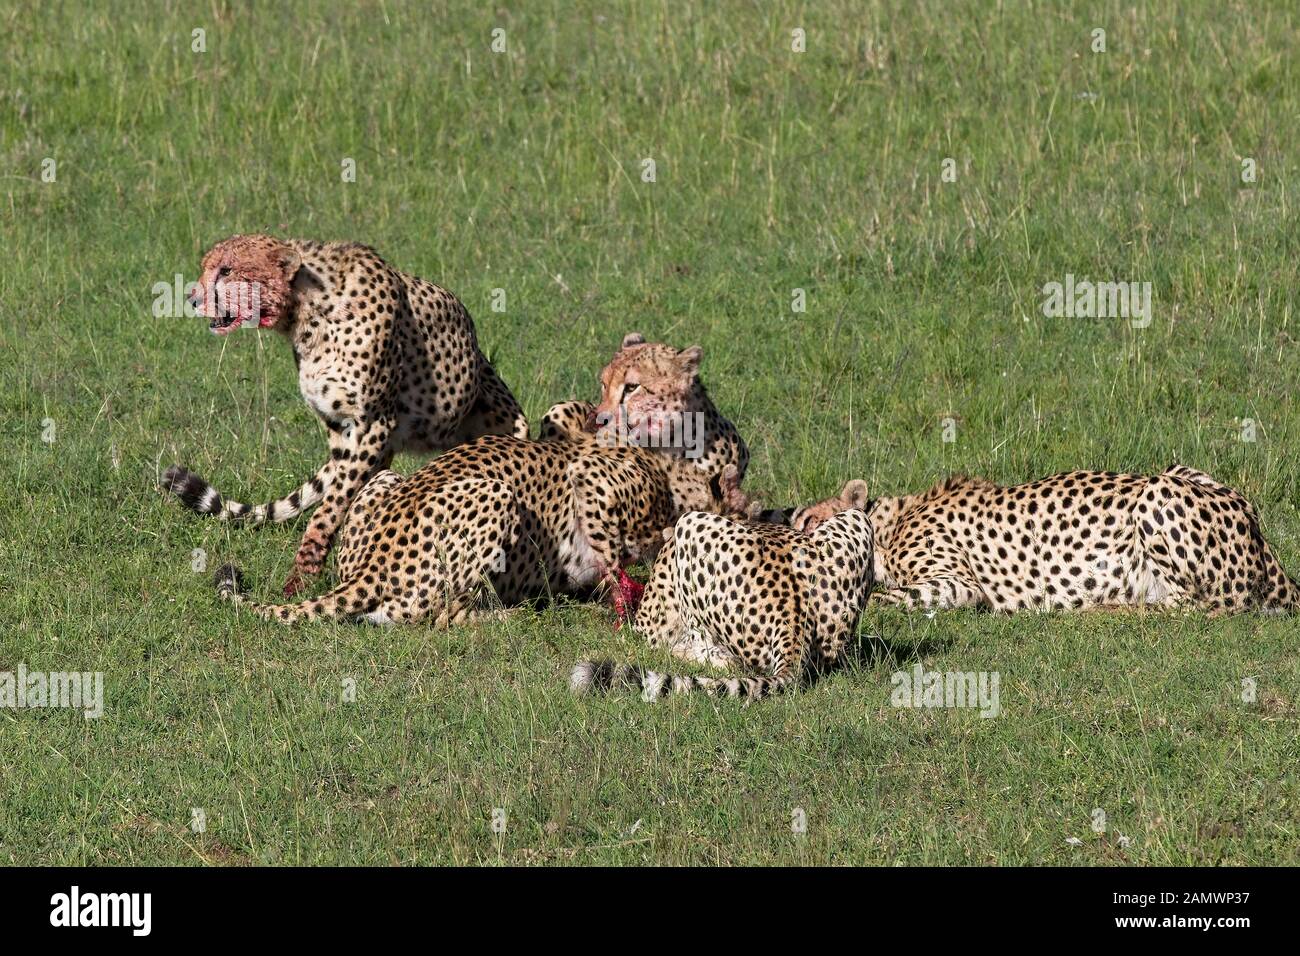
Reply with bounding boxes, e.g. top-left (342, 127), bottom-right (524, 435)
top-left (286, 414), bottom-right (397, 595)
